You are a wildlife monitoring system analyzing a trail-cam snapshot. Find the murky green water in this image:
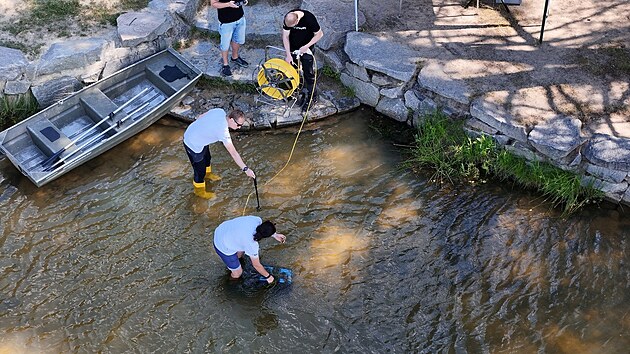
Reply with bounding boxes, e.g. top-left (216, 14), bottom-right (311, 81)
top-left (1, 108), bottom-right (629, 353)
